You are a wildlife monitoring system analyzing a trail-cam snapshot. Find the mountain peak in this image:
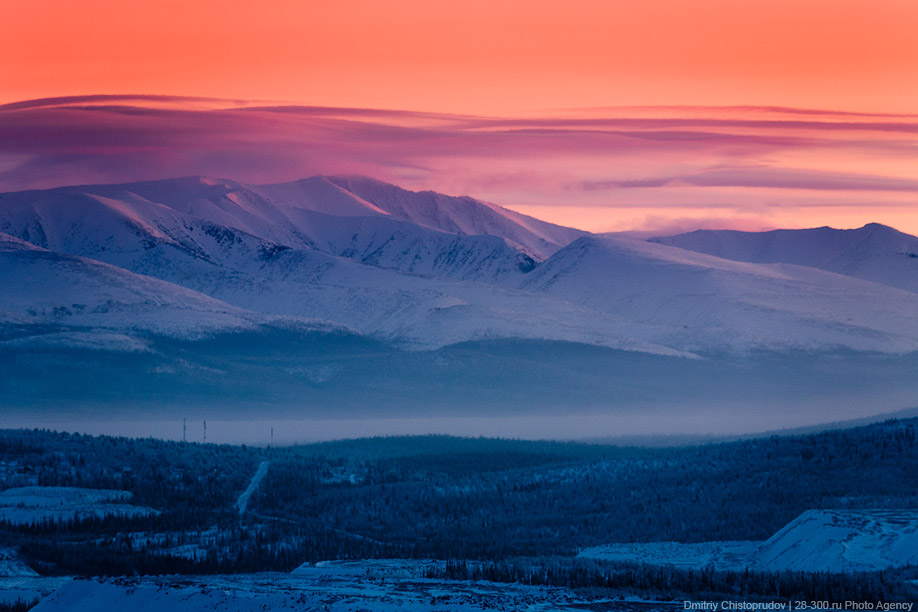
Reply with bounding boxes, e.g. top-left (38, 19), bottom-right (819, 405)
top-left (856, 221), bottom-right (903, 236)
